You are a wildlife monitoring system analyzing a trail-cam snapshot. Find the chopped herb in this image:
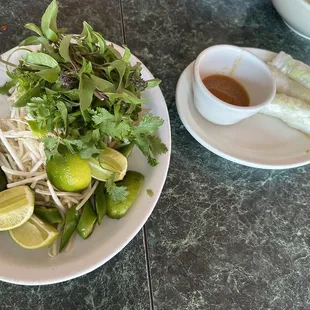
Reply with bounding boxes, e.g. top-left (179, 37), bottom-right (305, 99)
top-left (146, 189), bottom-right (154, 197)
top-left (0, 0), bottom-right (167, 167)
top-left (106, 174), bottom-right (129, 202)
